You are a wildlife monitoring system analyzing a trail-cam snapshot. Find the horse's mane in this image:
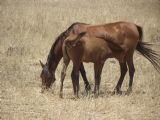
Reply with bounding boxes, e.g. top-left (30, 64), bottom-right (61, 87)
top-left (46, 22), bottom-right (81, 71)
